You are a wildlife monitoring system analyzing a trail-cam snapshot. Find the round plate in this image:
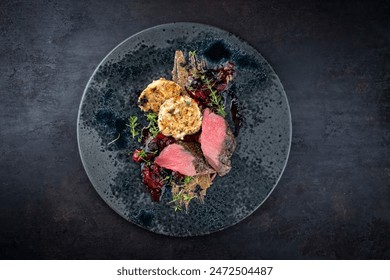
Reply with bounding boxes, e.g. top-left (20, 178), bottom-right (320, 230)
top-left (77, 22), bottom-right (291, 236)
